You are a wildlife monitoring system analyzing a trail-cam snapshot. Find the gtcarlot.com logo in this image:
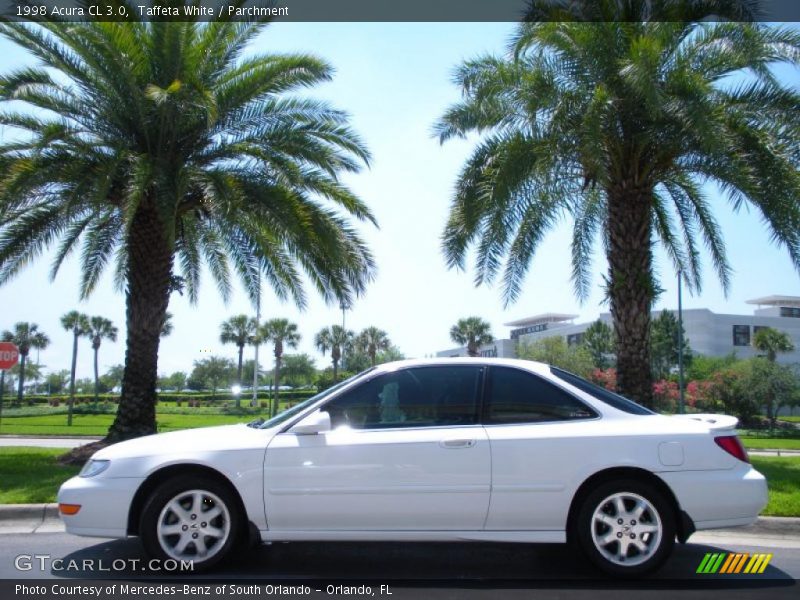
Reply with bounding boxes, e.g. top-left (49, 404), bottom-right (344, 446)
top-left (696, 552), bottom-right (772, 574)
